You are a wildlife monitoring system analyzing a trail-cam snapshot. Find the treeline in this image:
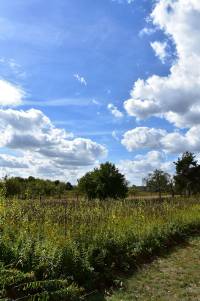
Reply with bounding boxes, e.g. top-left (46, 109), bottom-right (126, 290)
top-left (78, 152), bottom-right (200, 200)
top-left (0, 176), bottom-right (73, 199)
top-left (143, 151), bottom-right (200, 198)
top-left (1, 151), bottom-right (200, 200)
